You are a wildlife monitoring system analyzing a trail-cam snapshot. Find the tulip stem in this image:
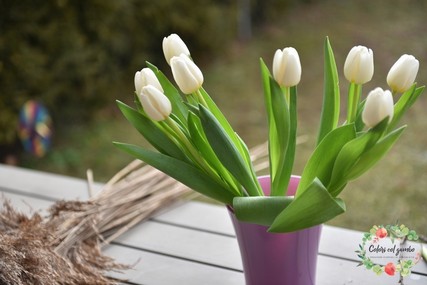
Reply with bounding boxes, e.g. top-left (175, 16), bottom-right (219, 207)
top-left (163, 117), bottom-right (207, 169)
top-left (195, 89), bottom-right (209, 109)
top-left (282, 86), bottom-right (291, 104)
top-left (163, 117), bottom-right (241, 196)
top-left (346, 83), bottom-right (362, 124)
